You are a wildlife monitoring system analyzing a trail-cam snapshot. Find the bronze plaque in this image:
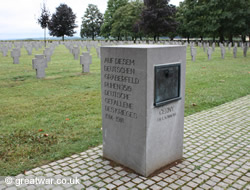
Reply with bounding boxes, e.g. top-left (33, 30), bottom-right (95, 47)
top-left (154, 63), bottom-right (181, 107)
